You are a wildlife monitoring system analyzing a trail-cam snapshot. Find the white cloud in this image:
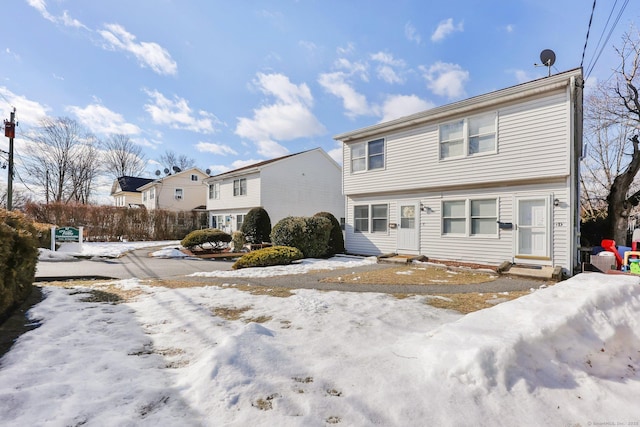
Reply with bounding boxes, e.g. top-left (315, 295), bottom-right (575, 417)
top-left (336, 43), bottom-right (355, 56)
top-left (67, 103), bottom-right (141, 135)
top-left (318, 72), bottom-right (375, 119)
top-left (421, 62), bottom-right (469, 99)
top-left (371, 52), bottom-right (406, 84)
top-left (505, 24), bottom-right (515, 33)
top-left (431, 18), bottom-right (464, 42)
top-left (235, 73), bottom-right (325, 154)
top-left (195, 142), bottom-right (238, 156)
top-left (405, 22), bottom-right (421, 44)
top-left (0, 87), bottom-right (50, 126)
top-left (380, 94), bottom-right (434, 123)
top-left (144, 89), bottom-right (219, 134)
top-left (328, 144), bottom-right (343, 165)
top-left (99, 24), bottom-right (177, 76)
top-left (26, 0), bottom-right (87, 29)
top-left (511, 69), bottom-right (533, 84)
